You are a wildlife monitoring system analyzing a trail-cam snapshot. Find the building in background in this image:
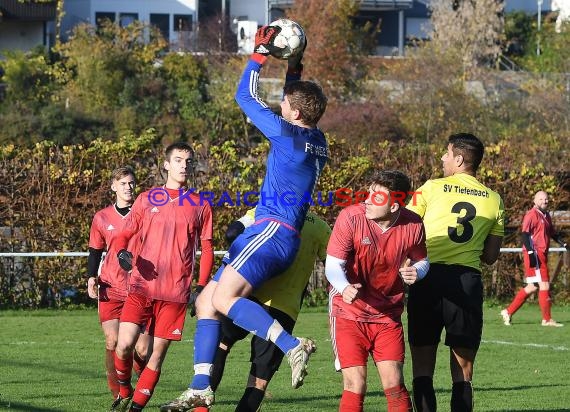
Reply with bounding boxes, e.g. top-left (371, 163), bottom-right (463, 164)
top-left (0, 0), bottom-right (559, 56)
top-left (0, 0), bottom-right (57, 54)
